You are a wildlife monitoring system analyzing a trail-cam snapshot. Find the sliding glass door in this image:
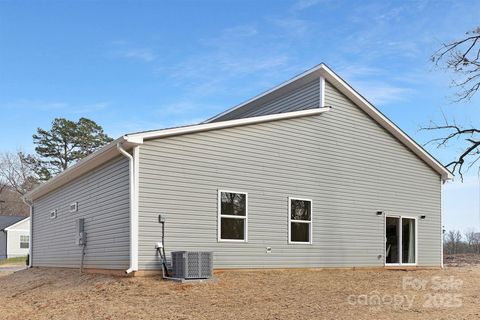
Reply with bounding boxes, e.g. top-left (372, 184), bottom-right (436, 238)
top-left (386, 217), bottom-right (400, 264)
top-left (385, 216), bottom-right (416, 265)
top-left (402, 218), bottom-right (416, 264)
